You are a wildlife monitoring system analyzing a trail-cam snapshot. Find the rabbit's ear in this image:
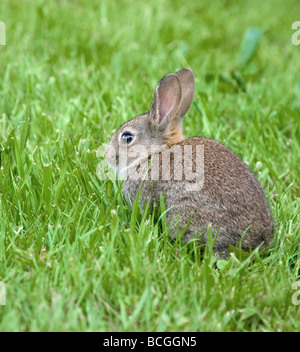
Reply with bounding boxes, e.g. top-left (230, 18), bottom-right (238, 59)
top-left (175, 68), bottom-right (195, 118)
top-left (150, 73), bottom-right (182, 126)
